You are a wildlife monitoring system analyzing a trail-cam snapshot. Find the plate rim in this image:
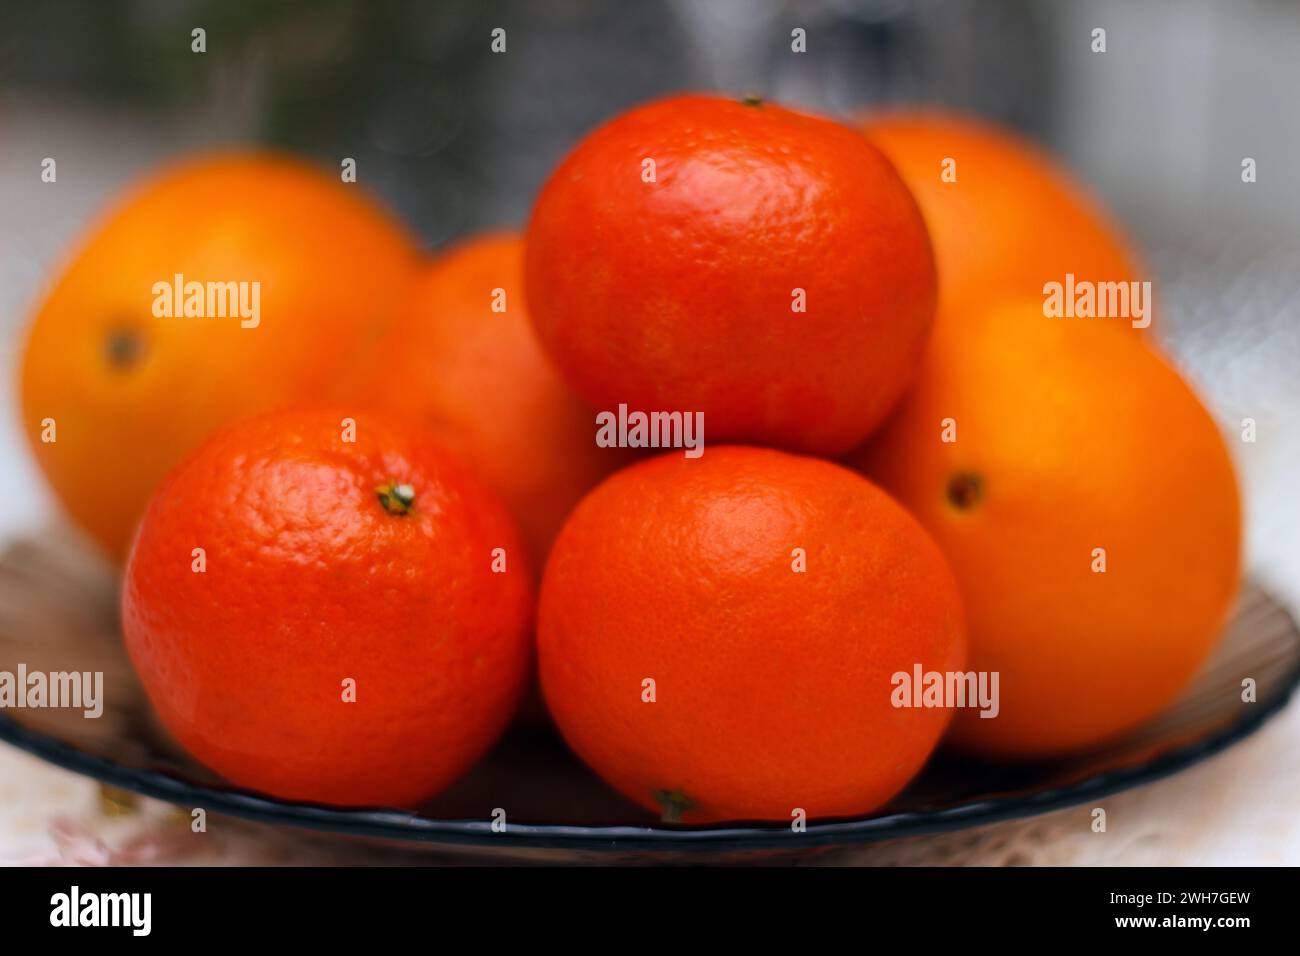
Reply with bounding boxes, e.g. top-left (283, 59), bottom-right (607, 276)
top-left (2, 589), bottom-right (1297, 854)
